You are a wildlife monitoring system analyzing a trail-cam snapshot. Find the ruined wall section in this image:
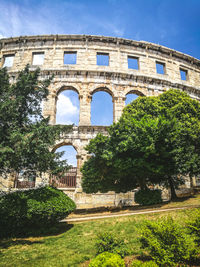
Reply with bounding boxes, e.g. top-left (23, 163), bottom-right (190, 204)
top-left (0, 35), bottom-right (200, 207)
